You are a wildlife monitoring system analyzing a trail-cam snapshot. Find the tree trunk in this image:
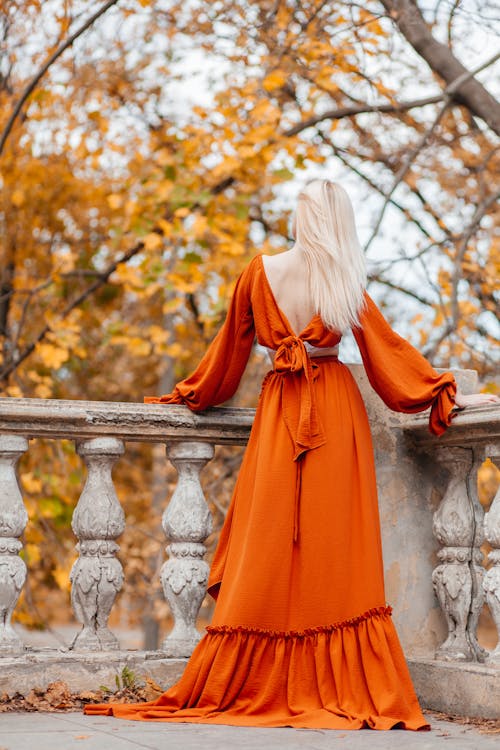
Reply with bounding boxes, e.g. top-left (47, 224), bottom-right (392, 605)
top-left (380, 0), bottom-right (500, 135)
